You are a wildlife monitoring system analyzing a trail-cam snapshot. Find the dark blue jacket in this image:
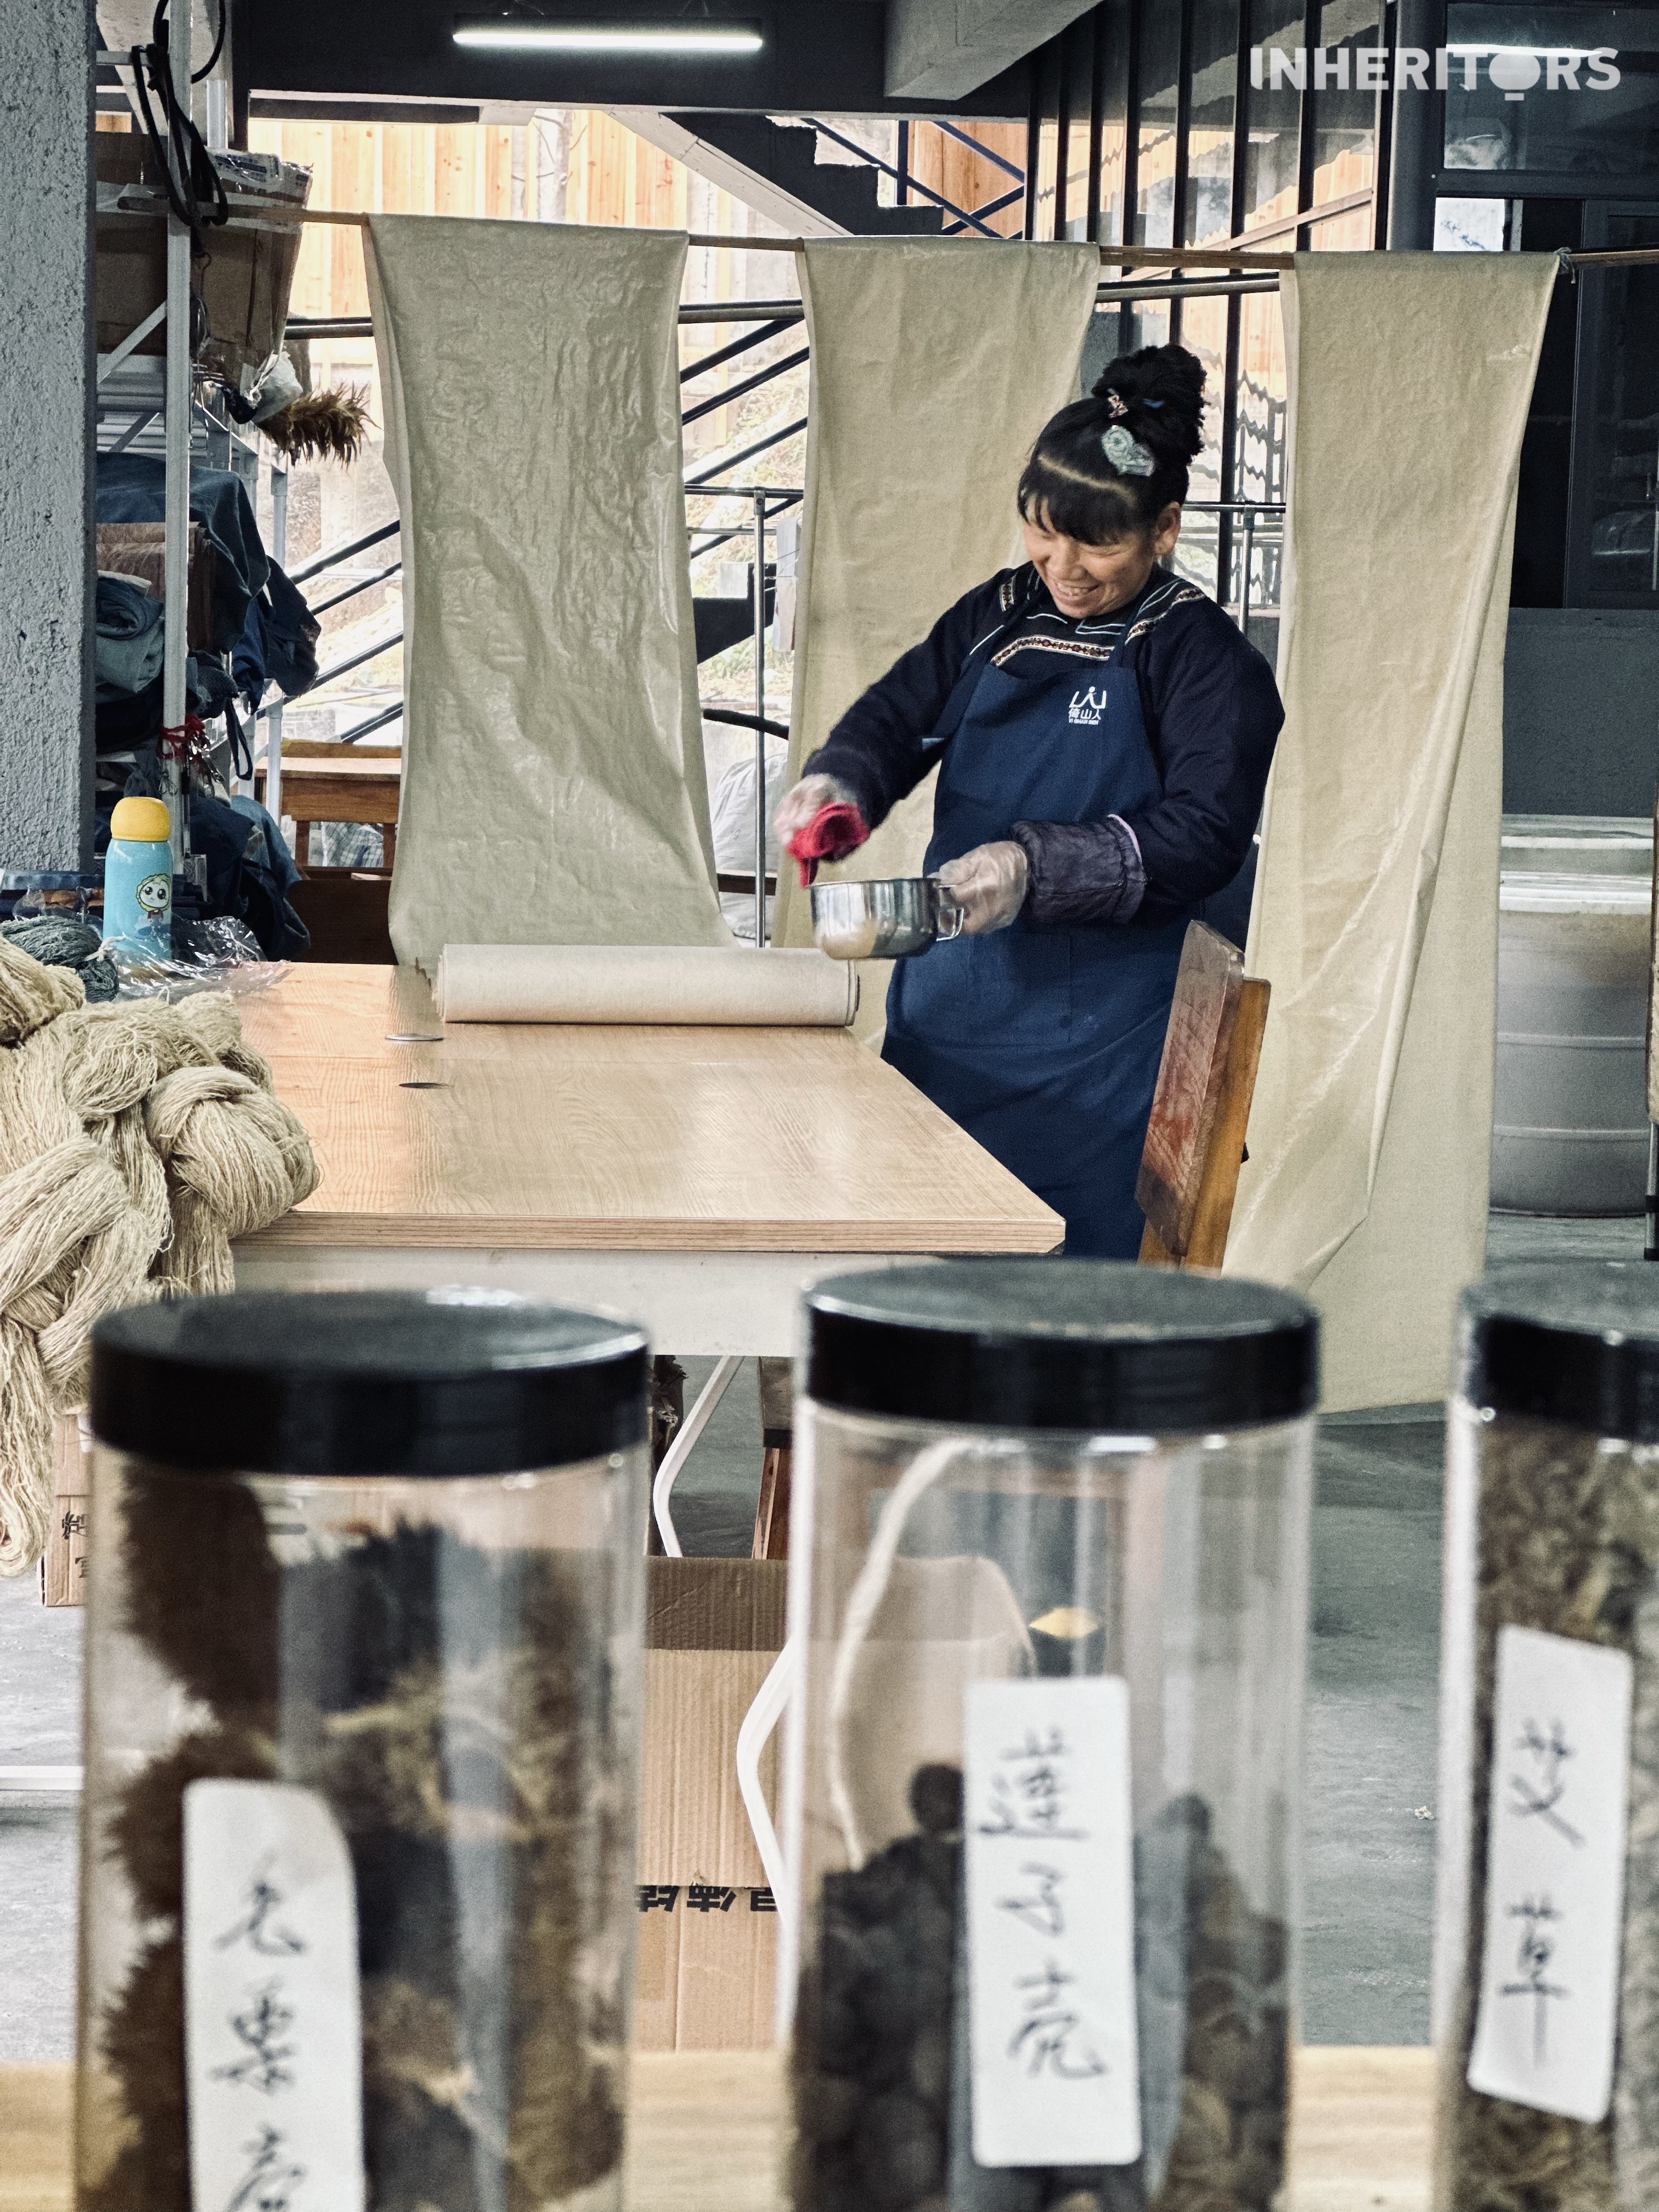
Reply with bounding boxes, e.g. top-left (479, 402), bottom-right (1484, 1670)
top-left (804, 563), bottom-right (1284, 927)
